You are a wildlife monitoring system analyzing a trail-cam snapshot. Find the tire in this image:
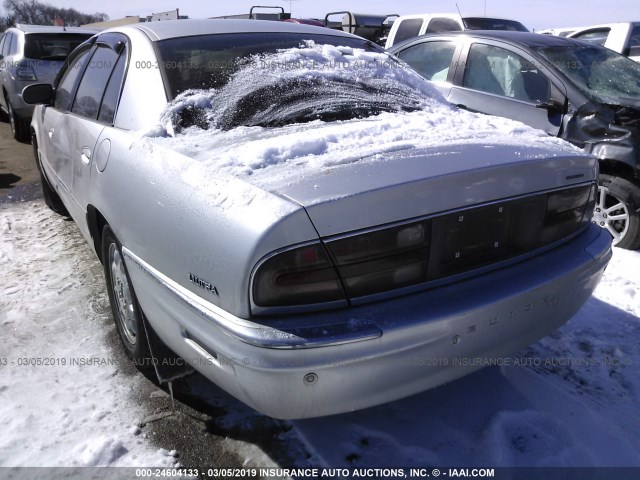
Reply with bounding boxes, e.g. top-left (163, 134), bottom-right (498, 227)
top-left (32, 133), bottom-right (69, 216)
top-left (7, 97), bottom-right (30, 143)
top-left (102, 226), bottom-right (152, 364)
top-left (595, 174), bottom-right (640, 250)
